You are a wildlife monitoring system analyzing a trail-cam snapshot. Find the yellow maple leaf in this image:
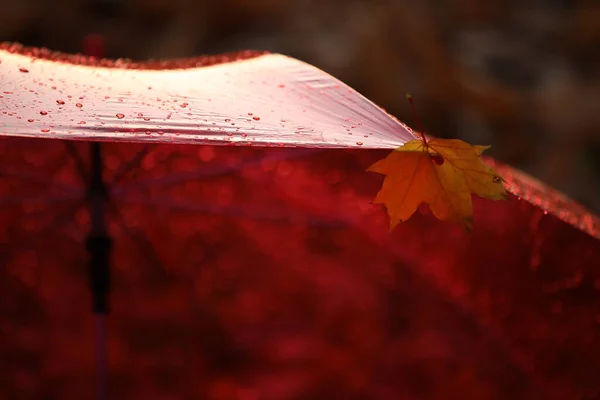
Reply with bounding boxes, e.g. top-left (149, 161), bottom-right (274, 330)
top-left (368, 137), bottom-right (508, 231)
